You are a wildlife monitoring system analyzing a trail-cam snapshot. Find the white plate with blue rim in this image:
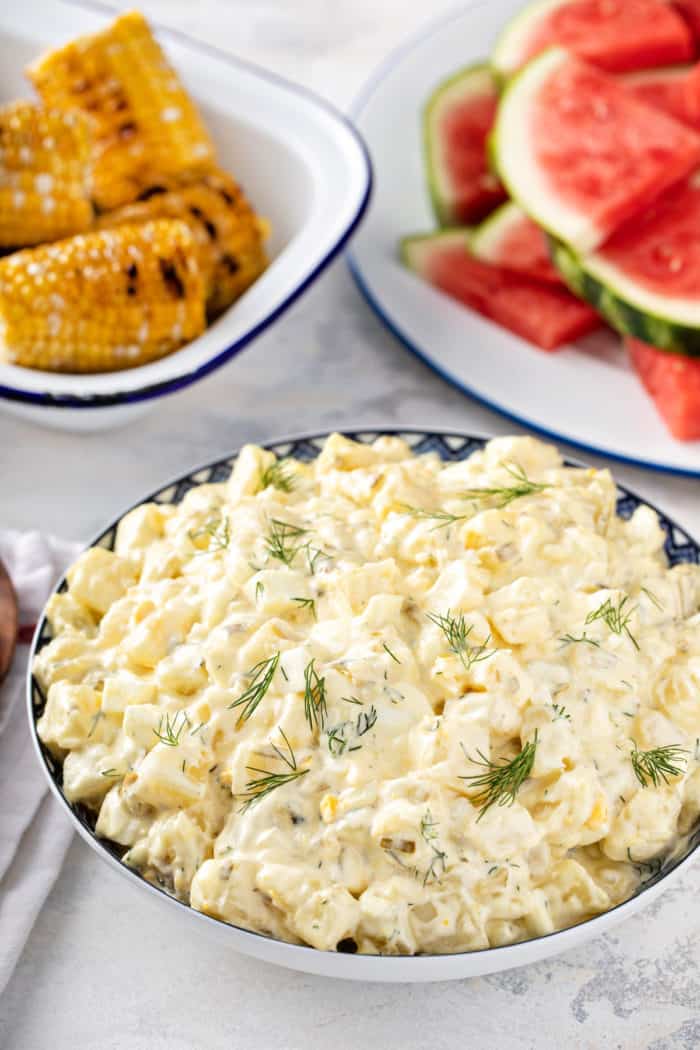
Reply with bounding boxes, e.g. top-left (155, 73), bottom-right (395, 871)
top-left (0, 0), bottom-right (371, 431)
top-left (346, 0), bottom-right (700, 478)
top-left (28, 427), bottom-right (700, 982)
